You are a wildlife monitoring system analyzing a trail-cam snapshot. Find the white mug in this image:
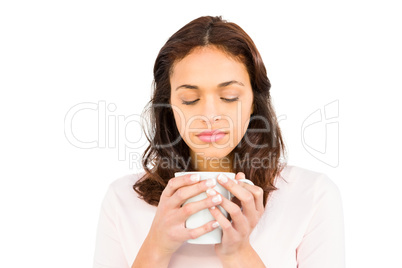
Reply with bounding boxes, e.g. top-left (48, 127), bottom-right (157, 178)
top-left (174, 171), bottom-right (254, 244)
